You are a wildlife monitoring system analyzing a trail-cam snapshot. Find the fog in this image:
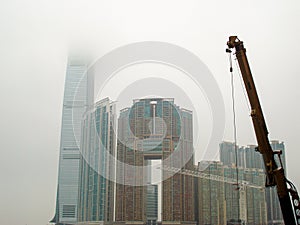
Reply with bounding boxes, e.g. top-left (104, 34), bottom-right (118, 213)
top-left (0, 1), bottom-right (299, 225)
